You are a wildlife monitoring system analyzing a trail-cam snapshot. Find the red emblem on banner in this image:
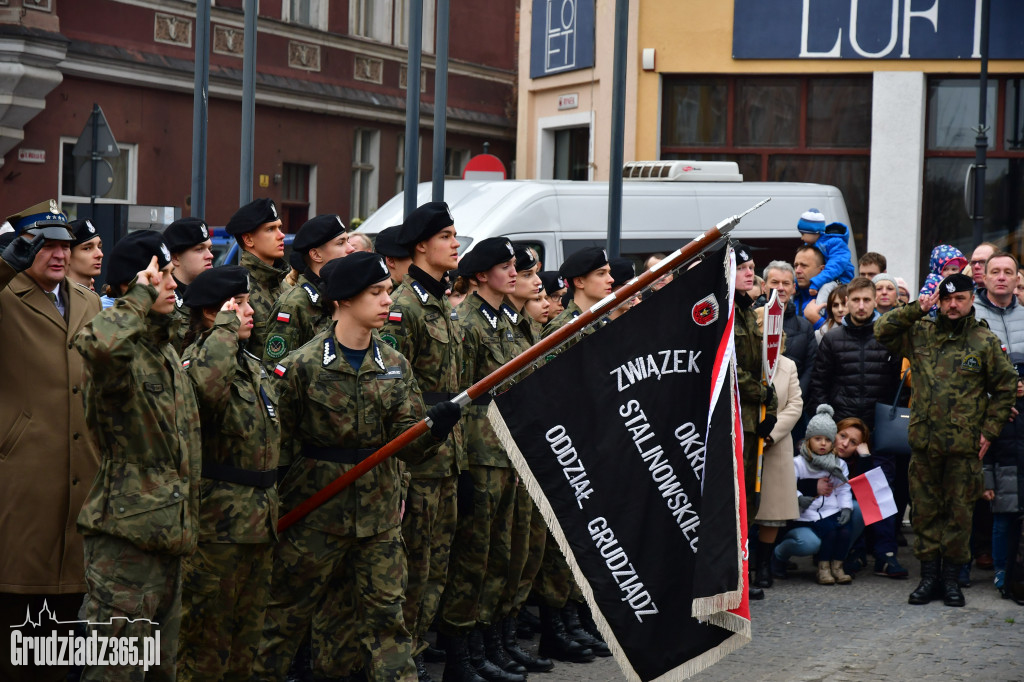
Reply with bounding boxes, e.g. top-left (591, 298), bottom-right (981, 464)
top-left (691, 294), bottom-right (719, 326)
